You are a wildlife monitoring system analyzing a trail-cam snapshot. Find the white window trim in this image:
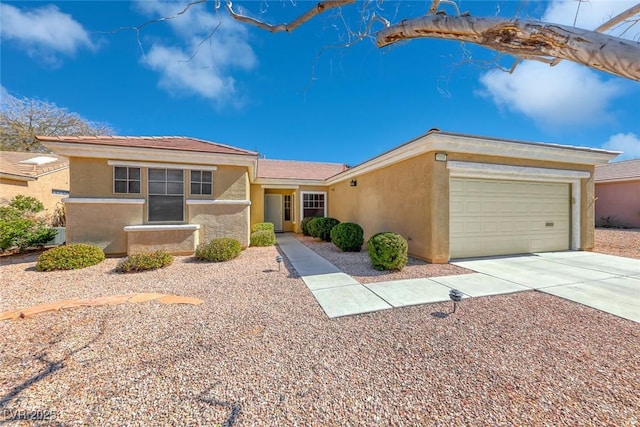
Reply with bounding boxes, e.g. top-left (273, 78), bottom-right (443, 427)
top-left (300, 191), bottom-right (327, 220)
top-left (108, 160), bottom-right (217, 171)
top-left (447, 161), bottom-right (586, 250)
top-left (147, 168), bottom-right (185, 223)
top-left (63, 198), bottom-right (145, 204)
top-left (186, 199), bottom-right (251, 205)
top-left (113, 165), bottom-right (142, 195)
top-left (124, 224), bottom-right (200, 232)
